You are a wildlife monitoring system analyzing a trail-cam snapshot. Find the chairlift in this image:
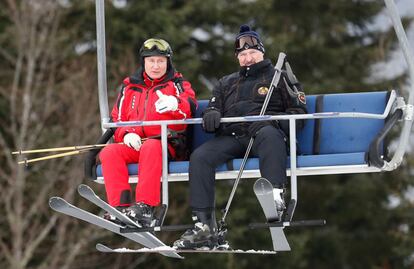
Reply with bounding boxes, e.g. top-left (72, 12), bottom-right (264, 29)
top-left (51, 0), bottom-right (414, 258)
